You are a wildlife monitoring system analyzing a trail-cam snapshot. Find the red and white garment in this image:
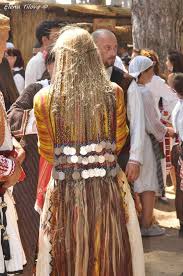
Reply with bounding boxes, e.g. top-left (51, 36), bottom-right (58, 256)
top-left (0, 91), bottom-right (26, 274)
top-left (0, 155), bottom-right (15, 177)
